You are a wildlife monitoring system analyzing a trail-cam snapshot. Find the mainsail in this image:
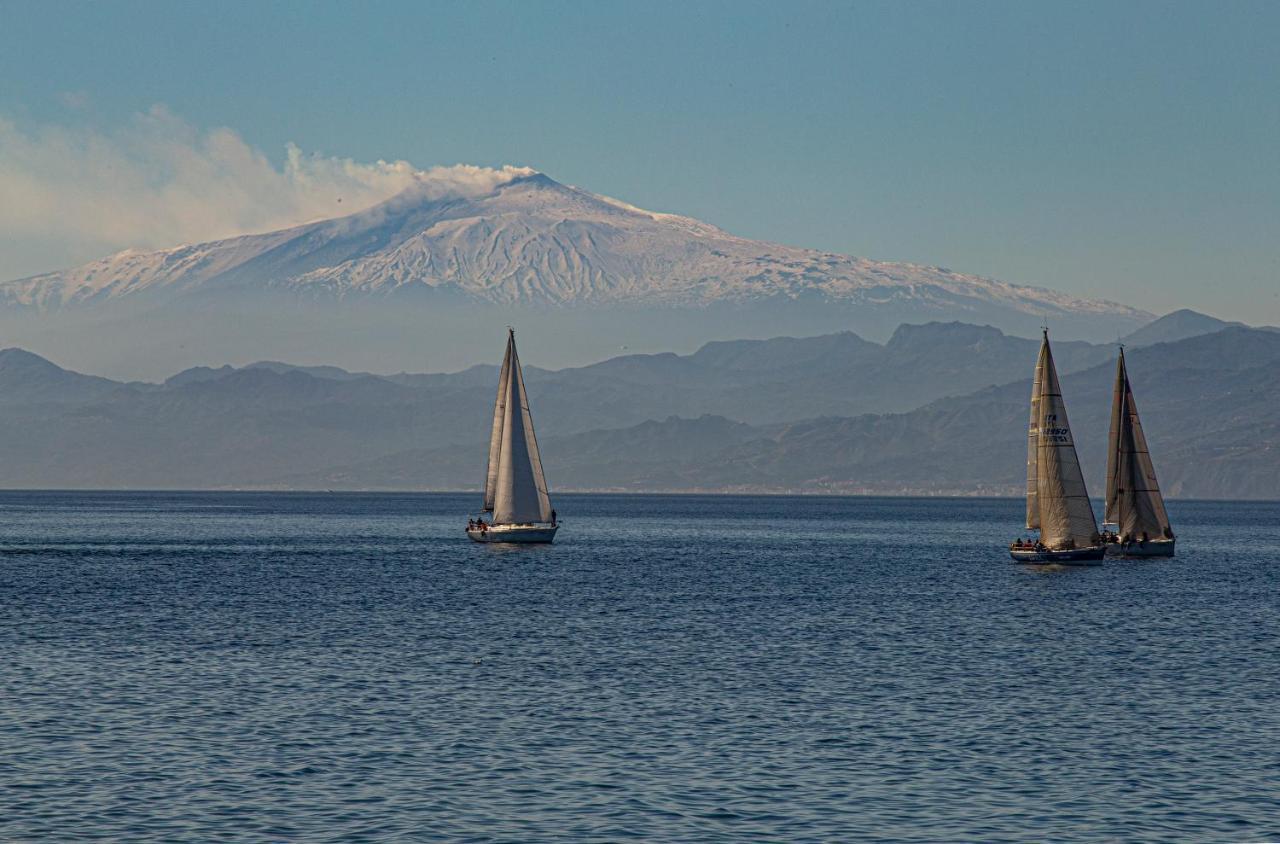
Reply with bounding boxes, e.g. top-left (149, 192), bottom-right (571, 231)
top-left (482, 329), bottom-right (553, 525)
top-left (481, 338), bottom-right (513, 512)
top-left (1029, 331), bottom-right (1100, 549)
top-left (1104, 348), bottom-right (1173, 541)
top-left (1025, 336), bottom-right (1044, 530)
